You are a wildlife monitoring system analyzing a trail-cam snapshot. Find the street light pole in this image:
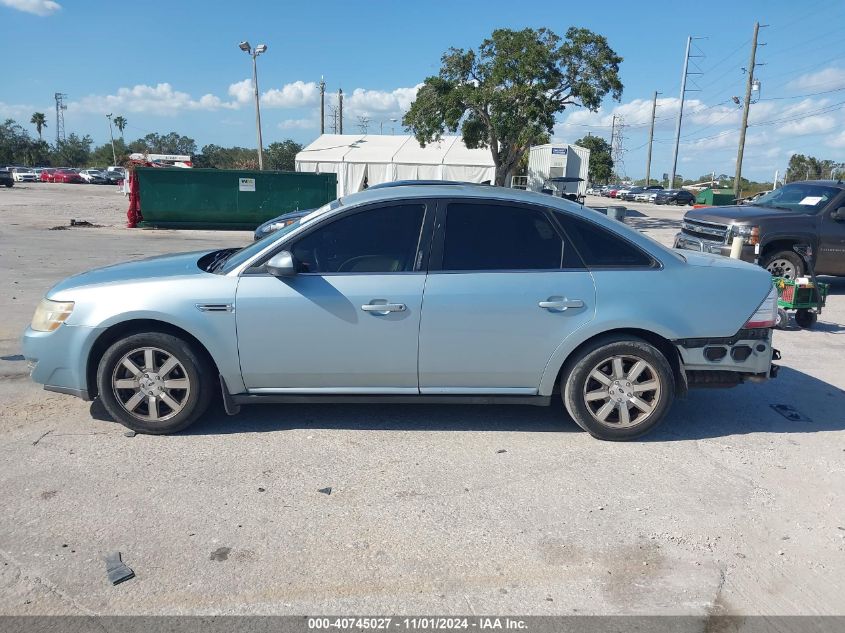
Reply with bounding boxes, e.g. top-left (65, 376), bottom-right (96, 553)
top-left (105, 113), bottom-right (117, 166)
top-left (239, 41), bottom-right (267, 170)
